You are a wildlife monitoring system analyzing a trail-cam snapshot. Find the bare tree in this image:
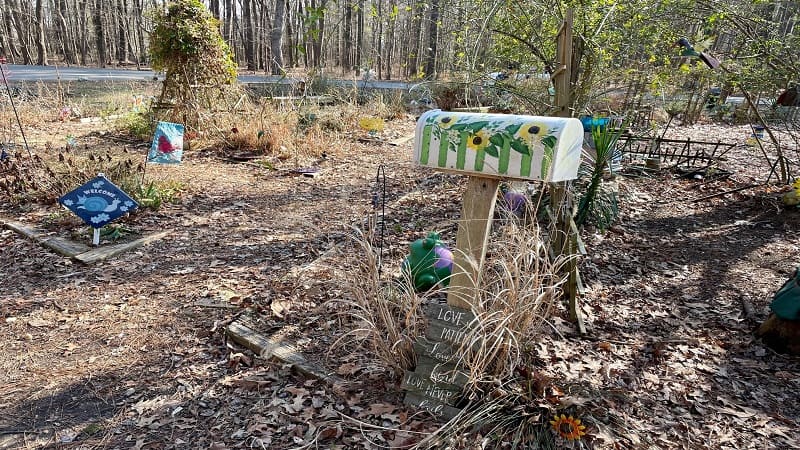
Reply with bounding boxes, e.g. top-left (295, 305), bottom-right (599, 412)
top-left (91, 0), bottom-right (107, 66)
top-left (424, 0), bottom-right (440, 79)
top-left (270, 0), bottom-right (287, 74)
top-left (10, 0), bottom-right (33, 64)
top-left (35, 0), bottom-right (47, 66)
top-left (243, 0), bottom-right (257, 70)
